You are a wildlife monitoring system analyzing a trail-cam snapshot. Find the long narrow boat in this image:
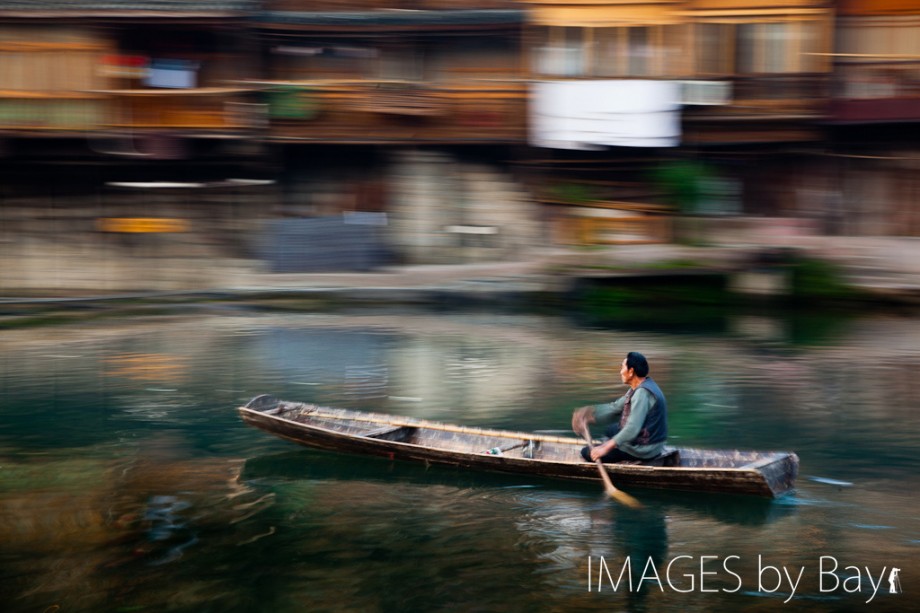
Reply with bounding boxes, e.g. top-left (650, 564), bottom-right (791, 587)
top-left (239, 395), bottom-right (799, 498)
